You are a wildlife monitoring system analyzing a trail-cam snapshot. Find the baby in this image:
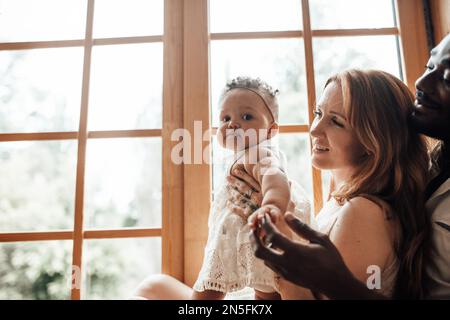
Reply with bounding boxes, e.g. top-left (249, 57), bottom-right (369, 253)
top-left (193, 77), bottom-right (311, 299)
